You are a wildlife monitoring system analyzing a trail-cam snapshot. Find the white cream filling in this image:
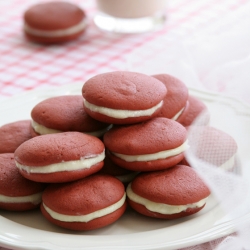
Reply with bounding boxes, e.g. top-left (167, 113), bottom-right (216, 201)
top-left (171, 107), bottom-right (185, 121)
top-left (126, 183), bottom-right (207, 215)
top-left (83, 99), bottom-right (163, 119)
top-left (43, 192), bottom-right (126, 222)
top-left (32, 120), bottom-right (61, 135)
top-left (0, 192), bottom-right (43, 205)
top-left (112, 140), bottom-right (188, 162)
top-left (15, 150), bottom-right (105, 174)
top-left (24, 19), bottom-right (87, 37)
top-left (32, 120), bottom-right (111, 137)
